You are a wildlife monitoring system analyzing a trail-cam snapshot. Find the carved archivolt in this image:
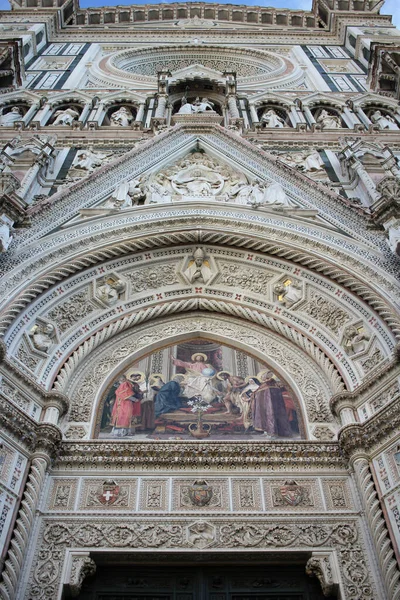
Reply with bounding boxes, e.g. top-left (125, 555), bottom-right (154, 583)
top-left (59, 313), bottom-right (337, 435)
top-left (4, 245), bottom-right (395, 394)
